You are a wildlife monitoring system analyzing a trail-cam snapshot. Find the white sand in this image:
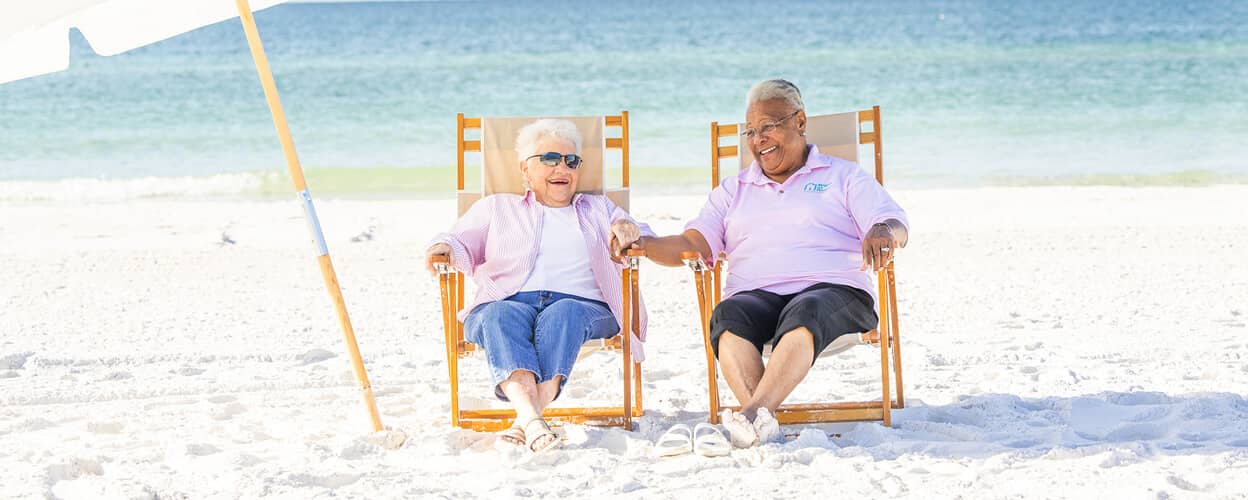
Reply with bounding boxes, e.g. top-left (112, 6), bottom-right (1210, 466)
top-left (2, 186), bottom-right (1247, 499)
